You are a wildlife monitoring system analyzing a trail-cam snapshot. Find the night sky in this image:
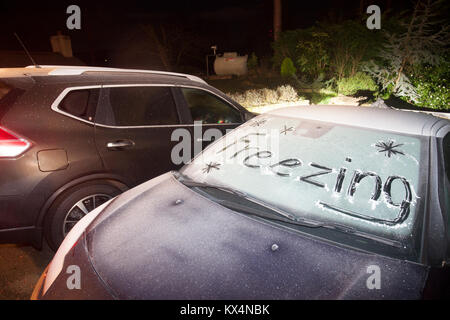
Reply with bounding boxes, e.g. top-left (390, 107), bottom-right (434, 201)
top-left (0, 0), bottom-right (415, 69)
